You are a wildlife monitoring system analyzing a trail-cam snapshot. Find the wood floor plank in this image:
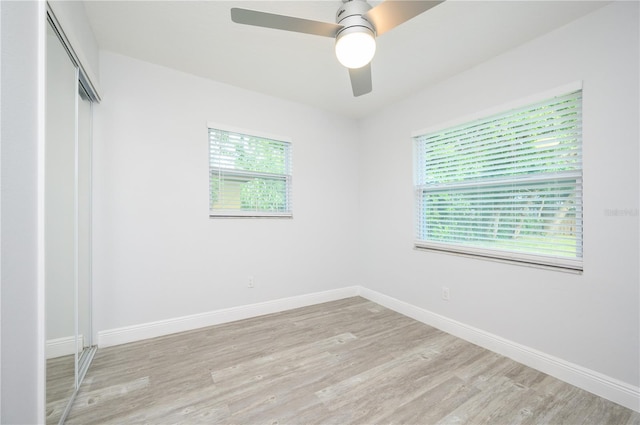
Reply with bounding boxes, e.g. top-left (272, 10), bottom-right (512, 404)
top-left (439, 376), bottom-right (542, 424)
top-left (62, 297), bottom-right (640, 424)
top-left (379, 376), bottom-right (482, 424)
top-left (211, 332), bottom-right (357, 385)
